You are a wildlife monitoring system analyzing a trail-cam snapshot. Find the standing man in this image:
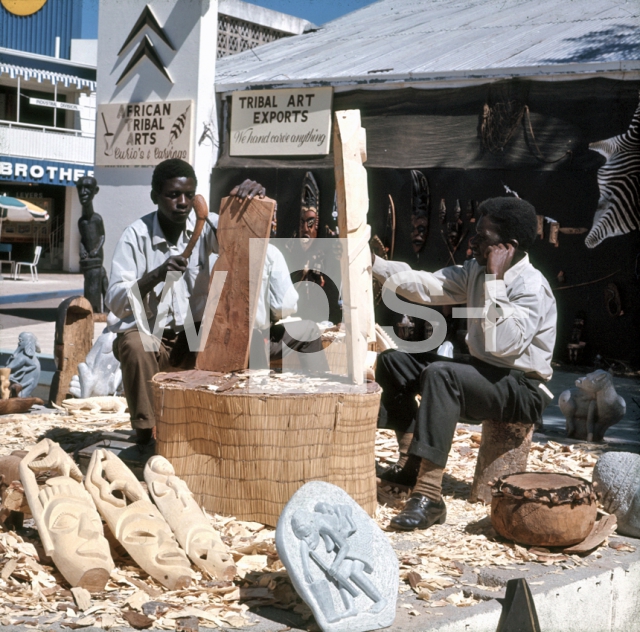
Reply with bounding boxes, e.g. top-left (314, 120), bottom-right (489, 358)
top-left (373, 197), bottom-right (556, 531)
top-left (106, 159), bottom-right (265, 446)
top-left (76, 176), bottom-right (108, 313)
